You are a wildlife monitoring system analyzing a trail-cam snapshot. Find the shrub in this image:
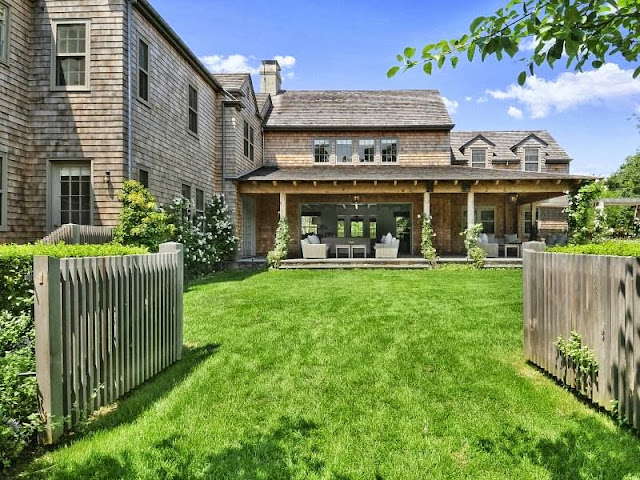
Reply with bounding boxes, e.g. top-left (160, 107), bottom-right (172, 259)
top-left (420, 214), bottom-right (437, 267)
top-left (113, 180), bottom-right (174, 251)
top-left (0, 243), bottom-right (145, 470)
top-left (547, 240), bottom-right (640, 257)
top-left (468, 246), bottom-right (486, 269)
top-left (267, 218), bottom-right (290, 268)
top-left (460, 223), bottom-right (485, 269)
top-left (167, 194), bottom-right (238, 280)
top-left (566, 181), bottom-right (611, 244)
